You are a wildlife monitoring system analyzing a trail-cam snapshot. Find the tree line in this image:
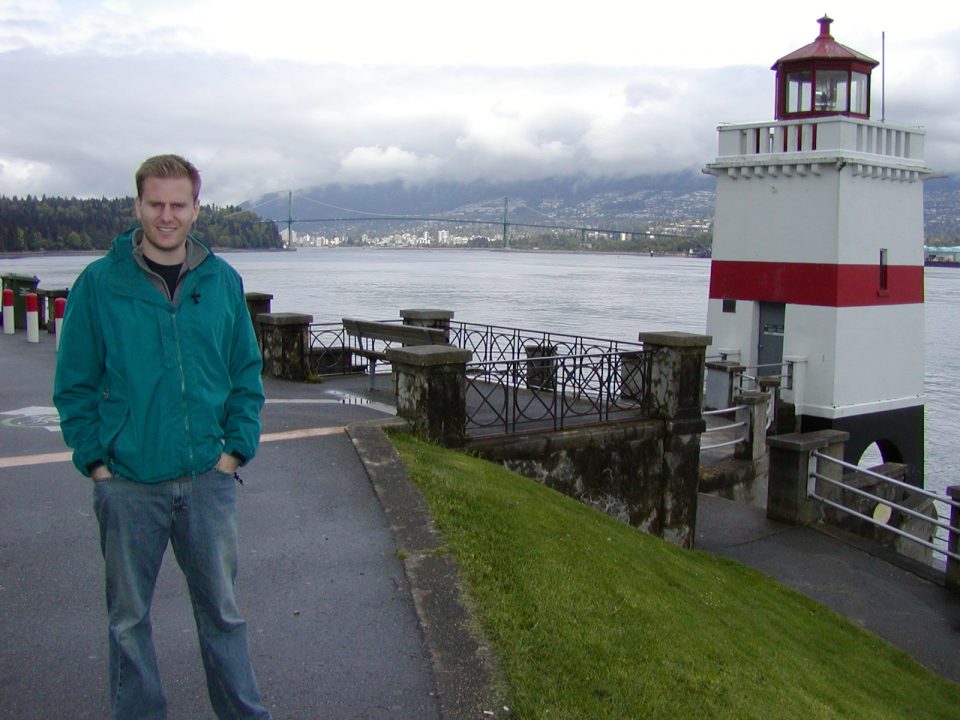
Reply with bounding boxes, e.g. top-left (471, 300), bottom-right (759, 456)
top-left (0, 195), bottom-right (282, 252)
